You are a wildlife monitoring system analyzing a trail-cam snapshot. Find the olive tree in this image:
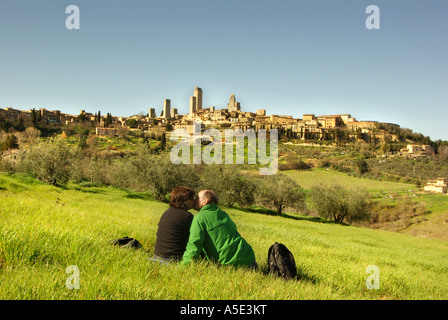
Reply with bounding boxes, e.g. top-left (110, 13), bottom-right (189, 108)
top-left (256, 173), bottom-right (306, 214)
top-left (310, 183), bottom-right (370, 223)
top-left (128, 145), bottom-right (199, 201)
top-left (201, 165), bottom-right (257, 207)
top-left (18, 137), bottom-right (80, 185)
